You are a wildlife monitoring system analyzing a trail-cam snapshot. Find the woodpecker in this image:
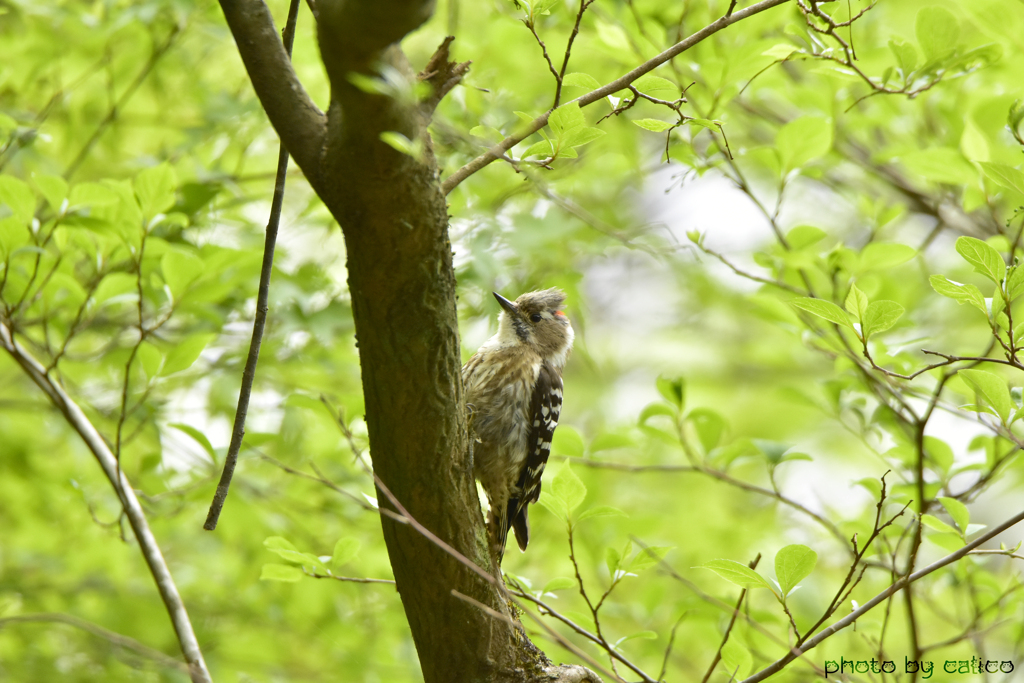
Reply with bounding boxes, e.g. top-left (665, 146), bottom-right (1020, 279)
top-left (463, 288), bottom-right (574, 562)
